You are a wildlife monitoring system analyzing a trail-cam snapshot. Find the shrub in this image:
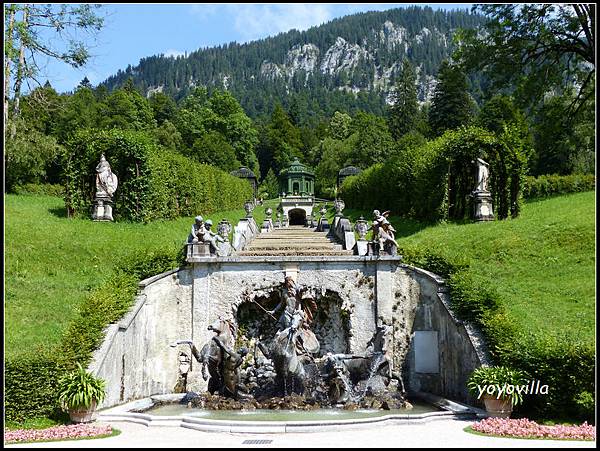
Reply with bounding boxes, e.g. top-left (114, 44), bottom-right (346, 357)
top-left (13, 183), bottom-right (65, 197)
top-left (5, 118), bottom-right (64, 192)
top-left (4, 354), bottom-right (67, 423)
top-left (523, 174), bottom-right (595, 199)
top-left (63, 128), bottom-right (252, 221)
